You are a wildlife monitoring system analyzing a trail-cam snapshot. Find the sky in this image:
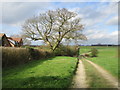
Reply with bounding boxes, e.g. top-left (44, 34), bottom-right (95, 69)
top-left (0, 0), bottom-right (119, 45)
